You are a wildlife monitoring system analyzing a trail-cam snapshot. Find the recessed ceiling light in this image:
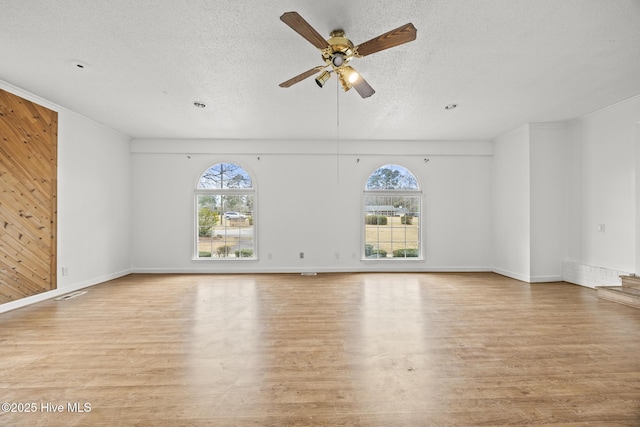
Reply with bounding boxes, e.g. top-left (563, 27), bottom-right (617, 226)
top-left (193, 102), bottom-right (206, 108)
top-left (444, 104), bottom-right (458, 110)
